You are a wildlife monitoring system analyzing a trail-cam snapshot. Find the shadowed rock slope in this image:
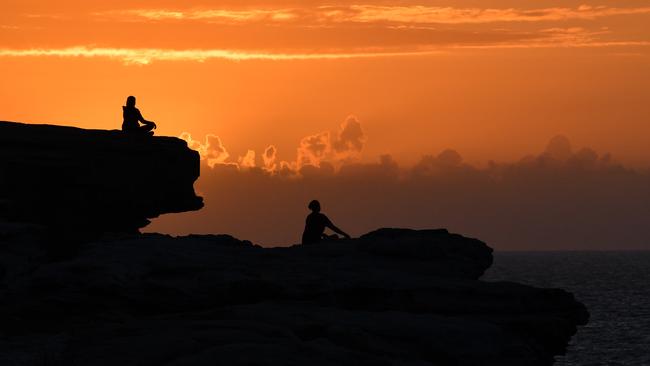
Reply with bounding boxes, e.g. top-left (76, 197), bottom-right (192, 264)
top-left (0, 228), bottom-right (588, 366)
top-left (0, 121), bottom-right (203, 233)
